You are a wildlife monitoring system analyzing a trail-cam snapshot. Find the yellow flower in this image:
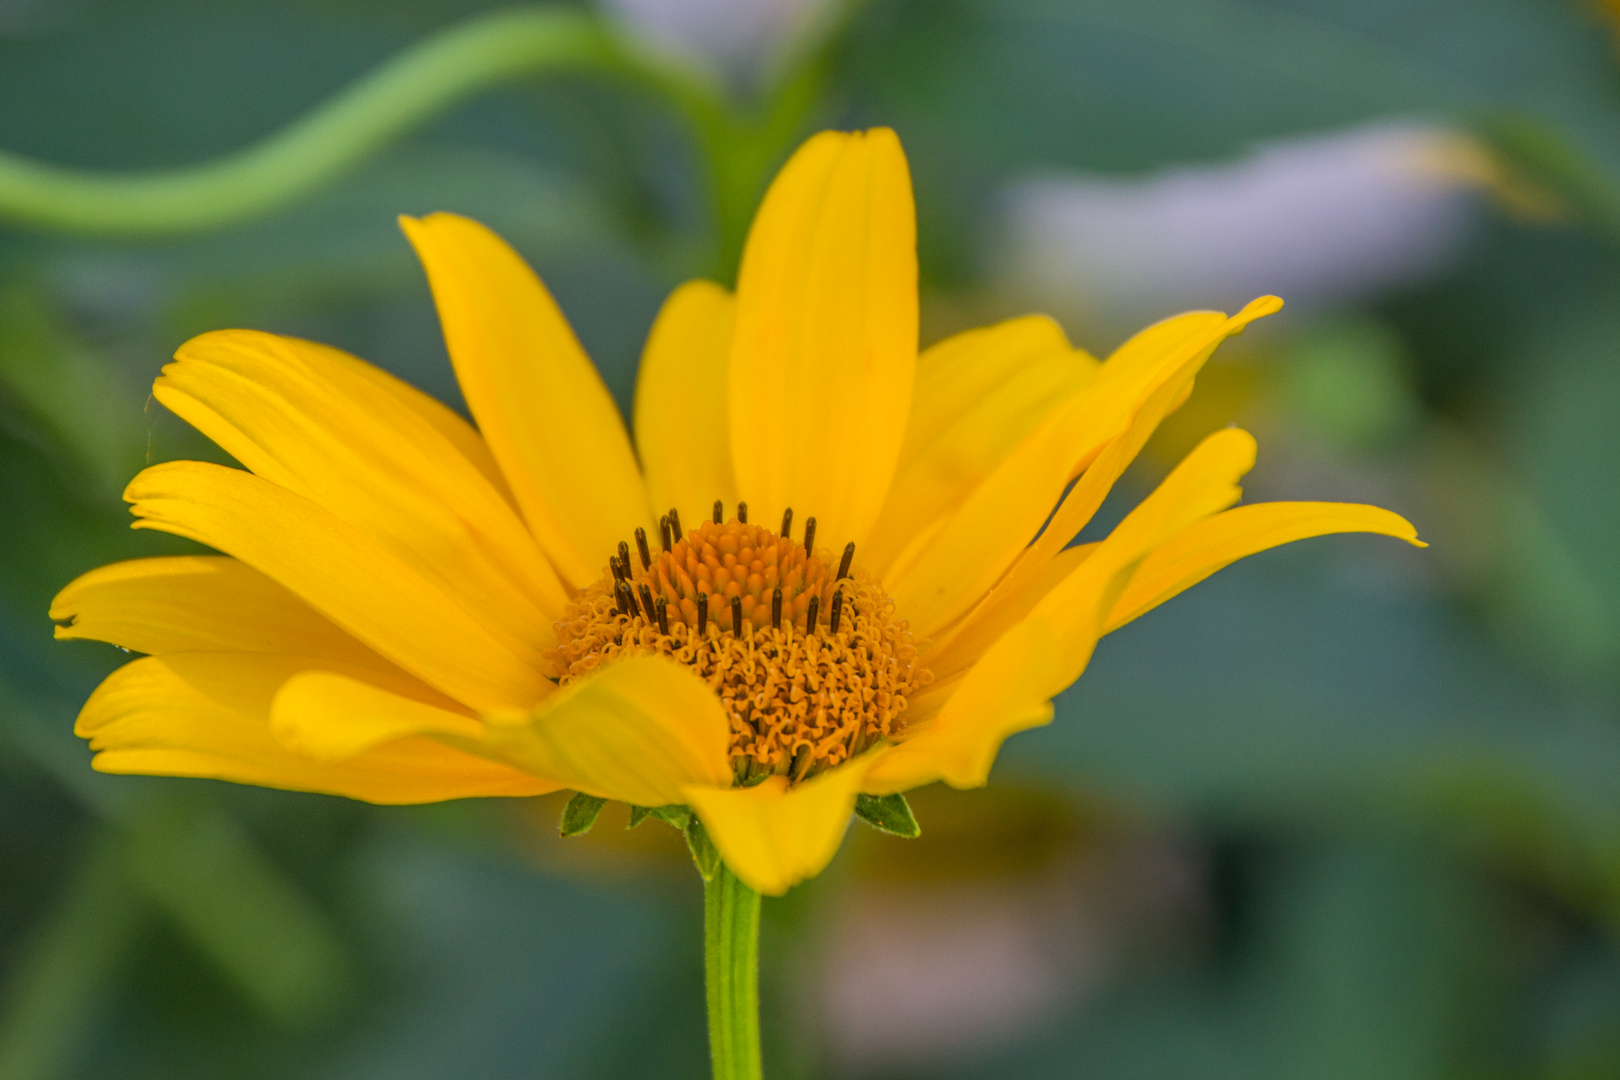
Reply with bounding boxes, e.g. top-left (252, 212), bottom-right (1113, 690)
top-left (51, 129), bottom-right (1421, 895)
